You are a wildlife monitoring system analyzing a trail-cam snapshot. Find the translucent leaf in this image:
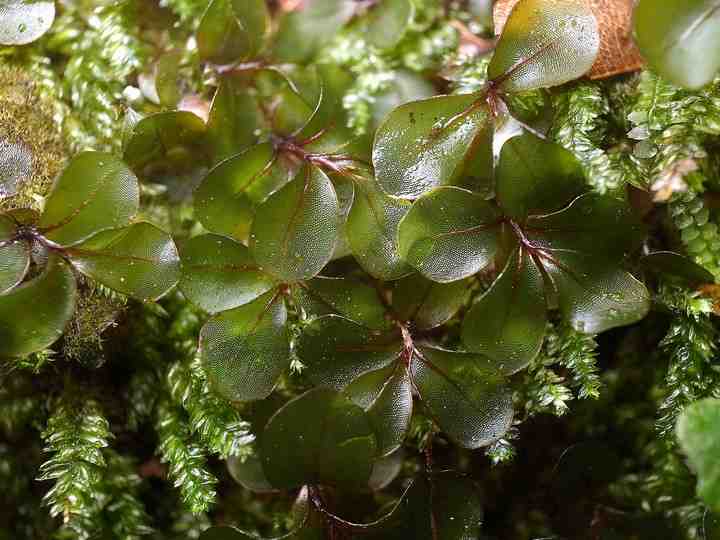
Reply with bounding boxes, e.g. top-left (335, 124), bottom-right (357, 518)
top-left (344, 365), bottom-right (413, 457)
top-left (487, 0), bottom-right (600, 92)
top-left (496, 133), bottom-right (586, 219)
top-left (273, 0), bottom-right (356, 63)
top-left (250, 165), bottom-right (340, 283)
top-left (329, 172), bottom-right (354, 260)
top-left (0, 139), bottom-right (32, 199)
top-left (368, 449), bottom-right (404, 491)
top-left (261, 387), bottom-right (377, 489)
top-left (179, 234), bottom-right (276, 314)
top-left (0, 214), bottom-right (29, 295)
top-left (373, 94), bottom-right (490, 198)
top-left (635, 0), bottom-right (720, 89)
top-left (0, 0), bottom-right (55, 45)
top-left (227, 453), bottom-right (274, 493)
top-left (194, 143), bottom-right (294, 240)
top-left (155, 52), bottom-right (182, 108)
top-left (641, 251), bottom-right (715, 286)
top-left (462, 248), bottom-right (546, 374)
top-left (411, 345), bottom-right (513, 449)
top-left (347, 178), bottom-right (412, 280)
top-left (65, 222), bottom-right (180, 302)
top-left (197, 0), bottom-right (269, 63)
top-left (0, 255), bottom-right (76, 358)
top-left (392, 273), bottom-right (469, 330)
top-left (370, 70), bottom-right (436, 133)
top-left (38, 152), bottom-right (140, 247)
top-left (123, 111), bottom-right (208, 178)
top-left (200, 291), bottom-right (290, 401)
top-left (207, 79), bottom-right (261, 164)
top-left (398, 187), bottom-right (501, 283)
top-left (296, 315), bottom-right (403, 390)
top-left (362, 0), bottom-right (413, 50)
top-left (677, 398), bottom-right (720, 512)
top-left (293, 276), bottom-right (388, 330)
